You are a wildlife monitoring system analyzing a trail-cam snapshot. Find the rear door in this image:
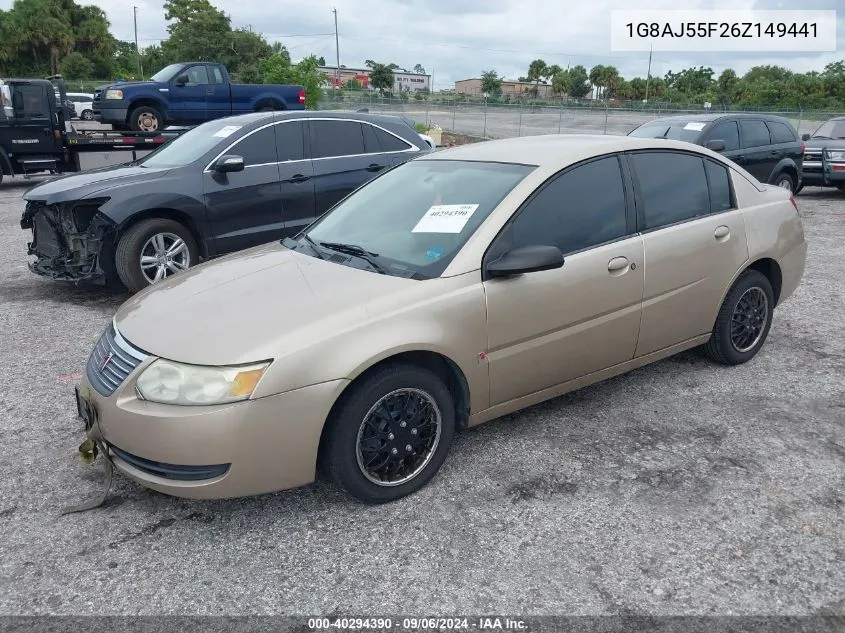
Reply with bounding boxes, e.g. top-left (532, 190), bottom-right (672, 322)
top-left (203, 123), bottom-right (283, 254)
top-left (738, 119), bottom-right (776, 182)
top-left (273, 119), bottom-right (317, 237)
top-left (308, 119), bottom-right (390, 214)
top-left (628, 150), bottom-right (748, 357)
top-left (765, 119), bottom-right (802, 167)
